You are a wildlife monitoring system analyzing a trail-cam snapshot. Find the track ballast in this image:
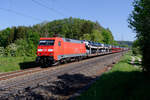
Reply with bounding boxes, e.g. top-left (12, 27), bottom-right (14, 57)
top-left (0, 52), bottom-right (126, 100)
